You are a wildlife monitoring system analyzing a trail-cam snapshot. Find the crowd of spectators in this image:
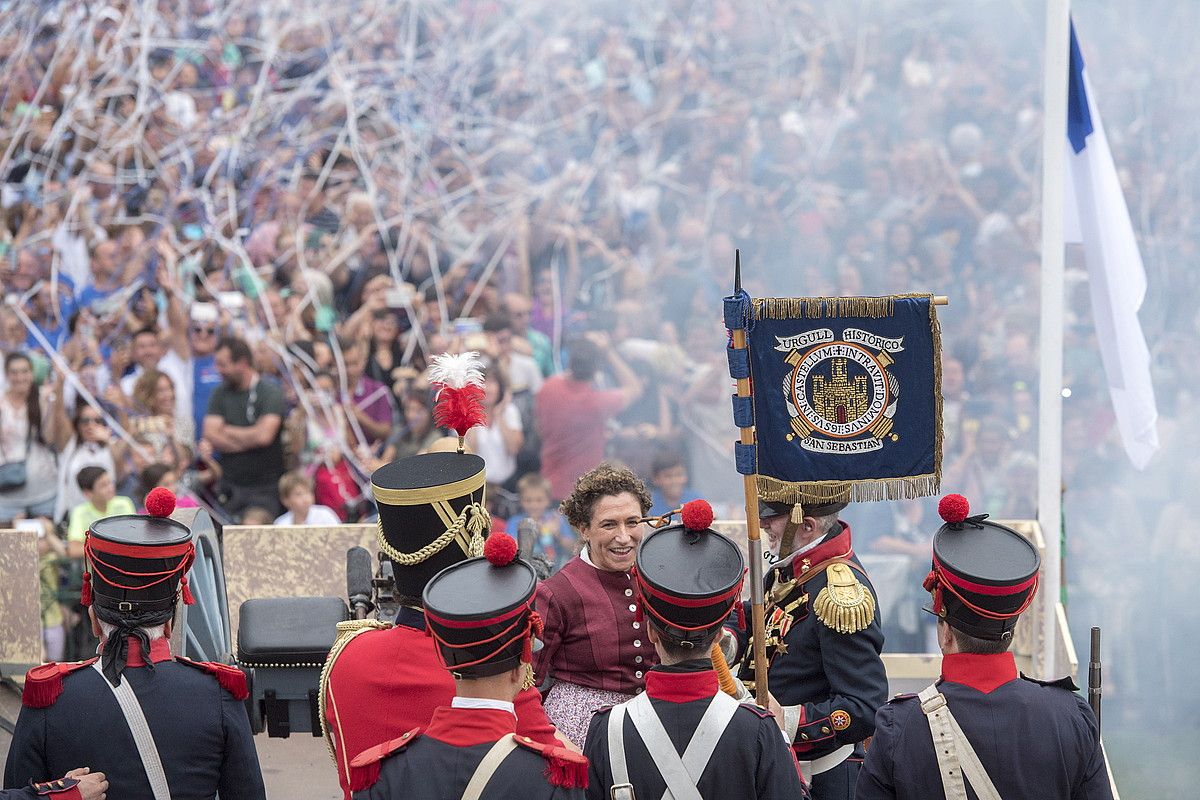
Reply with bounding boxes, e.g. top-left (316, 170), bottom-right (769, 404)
top-left (0, 0), bottom-right (1196, 750)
